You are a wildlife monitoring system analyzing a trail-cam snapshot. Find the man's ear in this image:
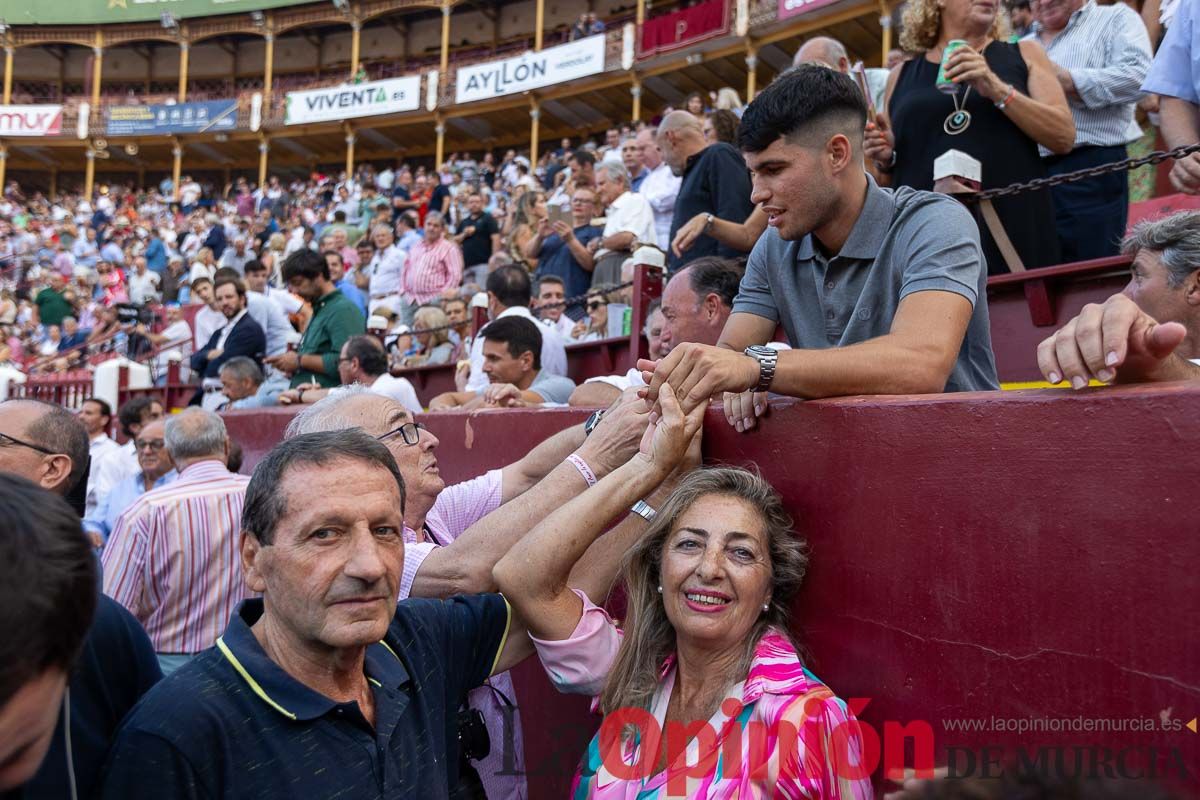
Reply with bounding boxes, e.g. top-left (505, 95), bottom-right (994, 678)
top-left (703, 292), bottom-right (722, 321)
top-left (41, 454), bottom-right (74, 494)
top-left (1185, 269), bottom-right (1200, 307)
top-left (519, 349), bottom-right (535, 372)
top-left (826, 133), bottom-right (854, 175)
top-left (241, 531), bottom-right (269, 594)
